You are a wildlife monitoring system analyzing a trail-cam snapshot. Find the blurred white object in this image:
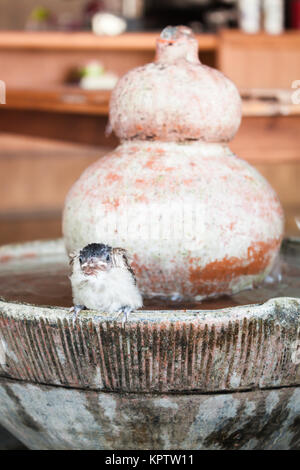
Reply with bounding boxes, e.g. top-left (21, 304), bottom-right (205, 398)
top-left (80, 73), bottom-right (118, 90)
top-left (122, 0), bottom-right (144, 18)
top-left (295, 216), bottom-right (300, 230)
top-left (238, 0), bottom-right (261, 33)
top-left (79, 61), bottom-right (118, 90)
top-left (92, 12), bottom-right (126, 35)
top-left (263, 0), bottom-right (284, 35)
